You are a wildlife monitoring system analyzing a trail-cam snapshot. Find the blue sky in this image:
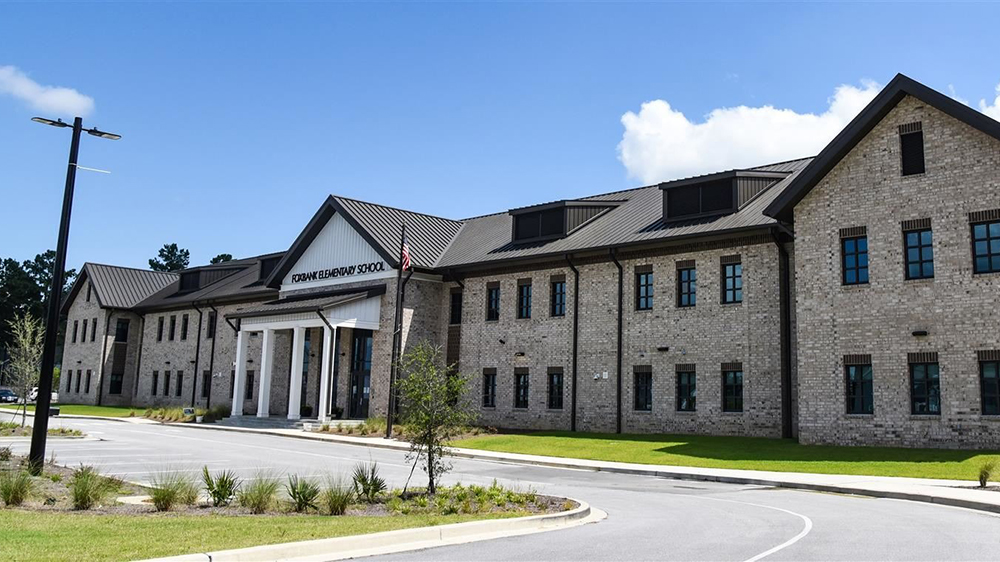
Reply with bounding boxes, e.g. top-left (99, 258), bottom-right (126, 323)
top-left (3, 2), bottom-right (1000, 271)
